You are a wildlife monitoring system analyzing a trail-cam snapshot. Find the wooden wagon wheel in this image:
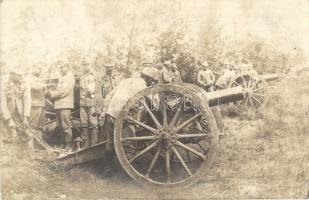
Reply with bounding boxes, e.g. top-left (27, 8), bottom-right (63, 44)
top-left (114, 84), bottom-right (219, 188)
top-left (228, 73), bottom-right (269, 112)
